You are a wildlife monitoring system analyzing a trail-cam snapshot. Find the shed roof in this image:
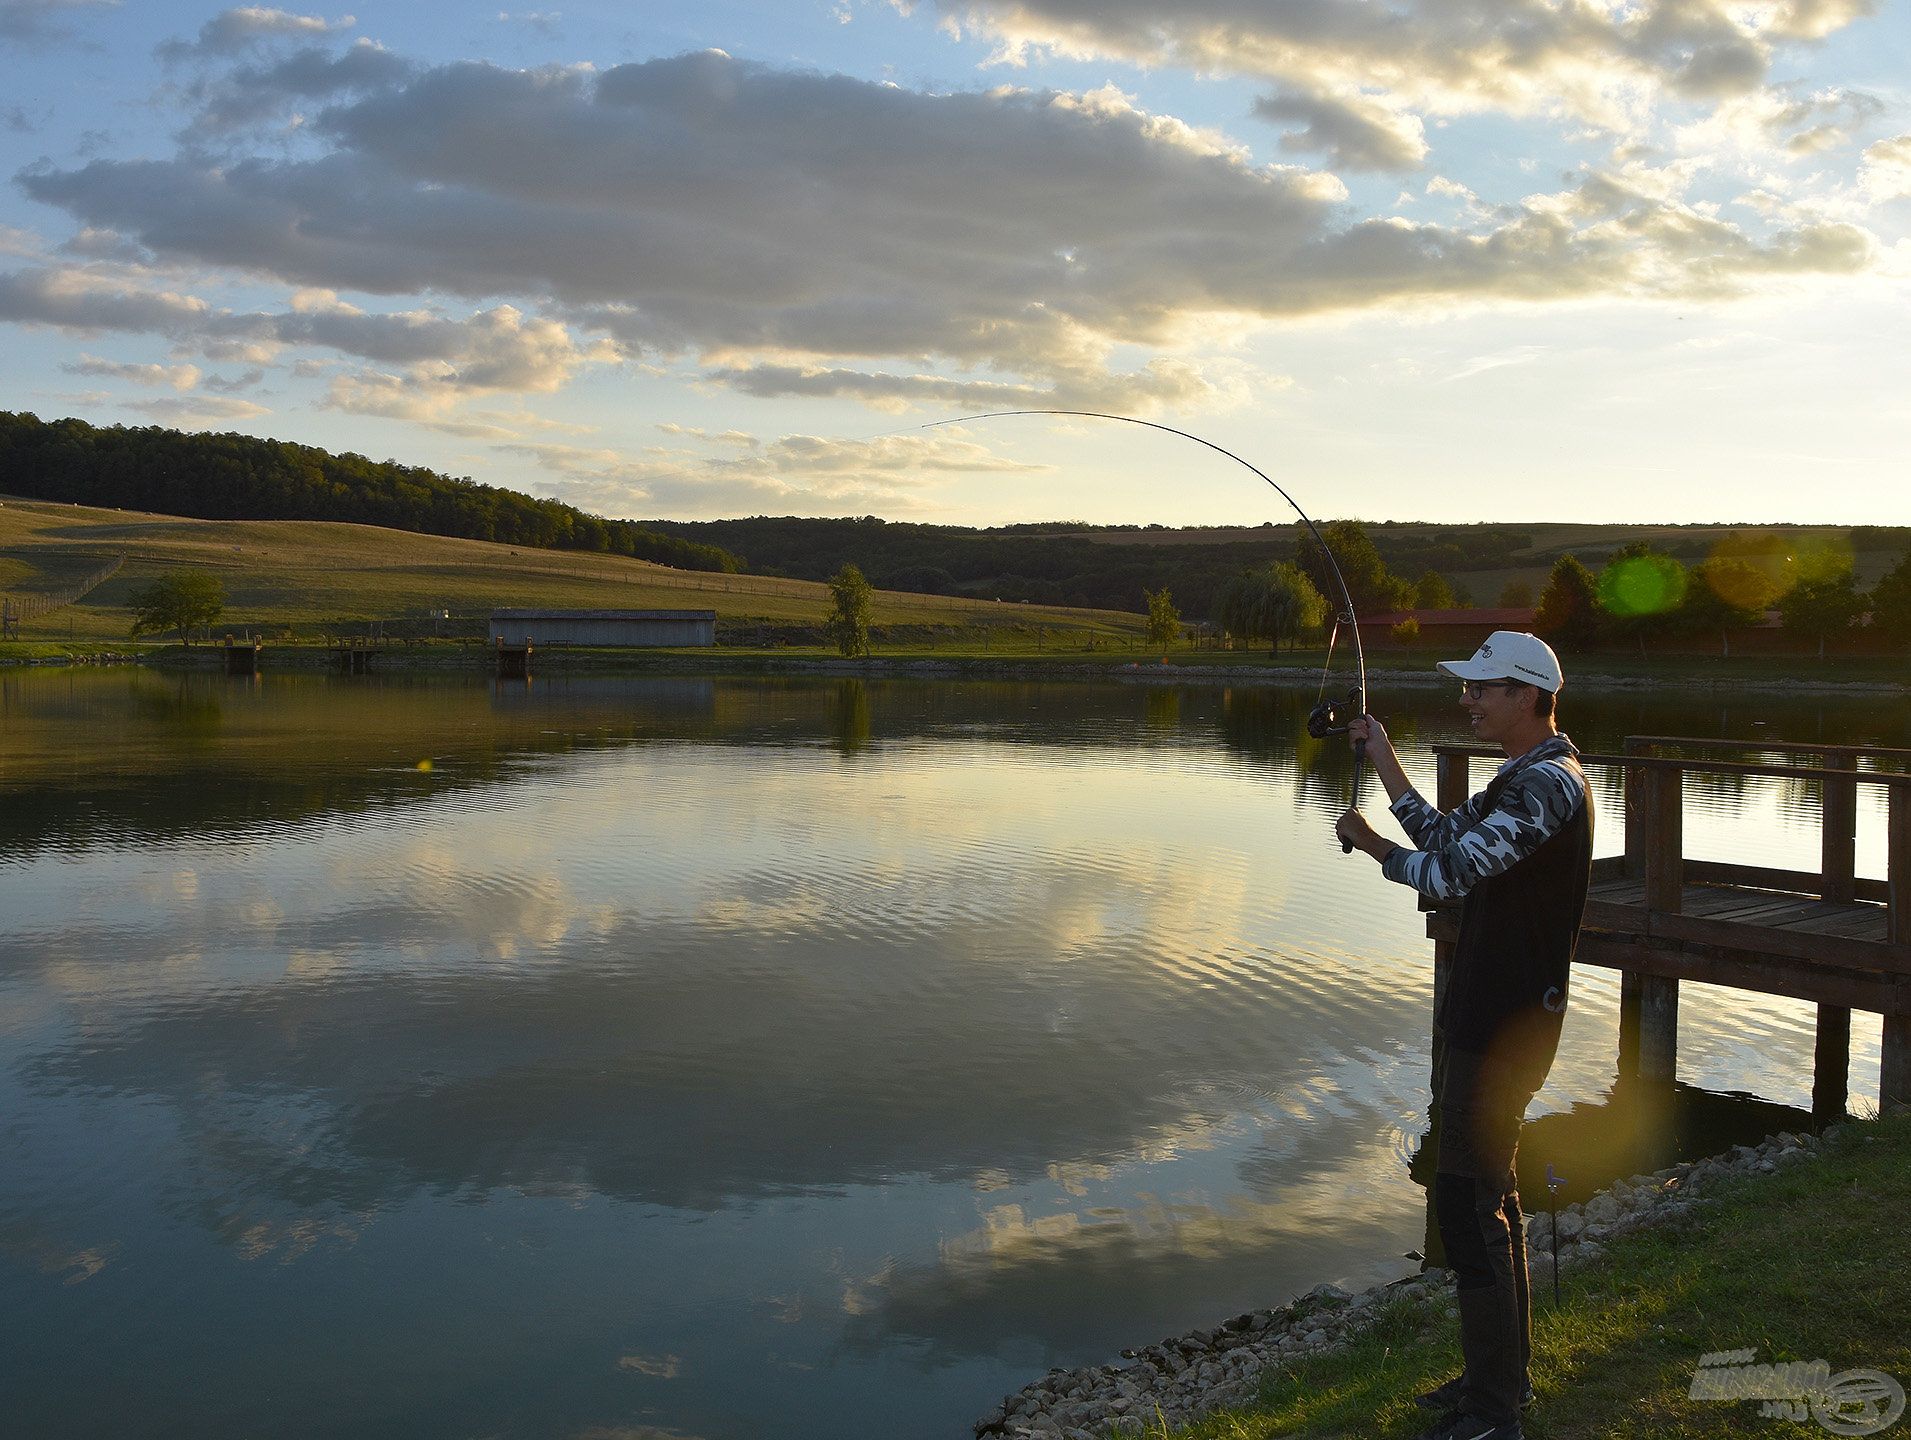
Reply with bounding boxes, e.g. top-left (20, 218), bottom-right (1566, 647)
top-left (489, 609), bottom-right (717, 621)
